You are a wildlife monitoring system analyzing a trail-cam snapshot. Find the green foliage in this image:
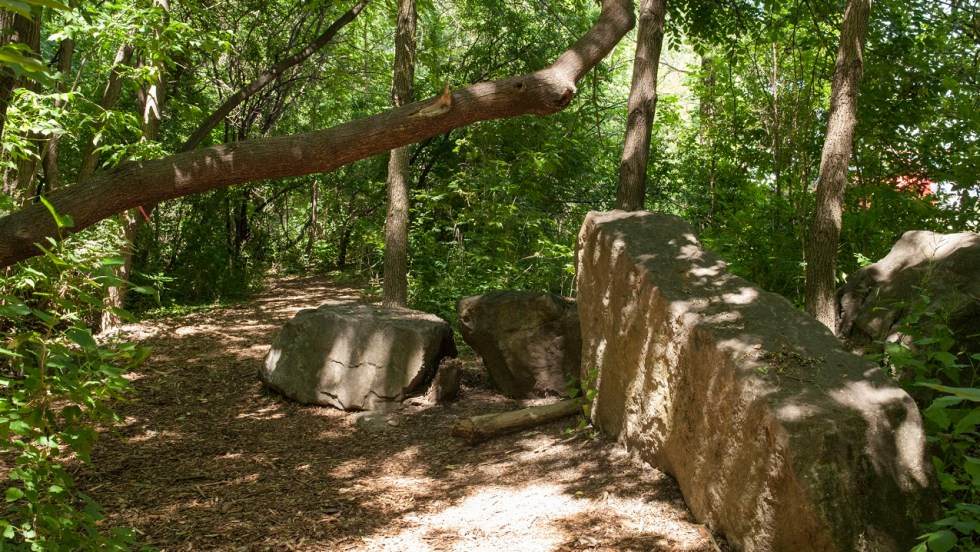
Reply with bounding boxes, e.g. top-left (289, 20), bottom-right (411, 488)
top-left (872, 295), bottom-right (979, 551)
top-left (564, 367), bottom-right (599, 437)
top-left (407, 115), bottom-right (595, 323)
top-left (0, 223), bottom-right (149, 549)
top-left (0, 0), bottom-right (67, 86)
